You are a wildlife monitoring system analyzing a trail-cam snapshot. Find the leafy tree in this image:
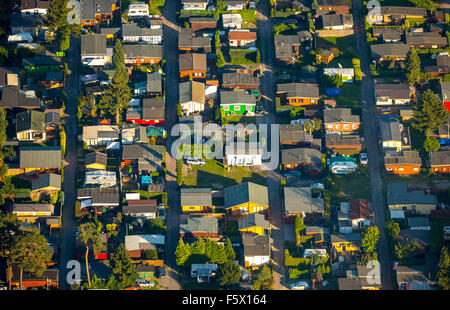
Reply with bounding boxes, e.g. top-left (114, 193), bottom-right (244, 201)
top-left (175, 237), bottom-right (191, 266)
top-left (424, 136), bottom-right (440, 152)
top-left (10, 232), bottom-right (52, 290)
top-left (217, 261), bottom-right (240, 287)
top-left (60, 128), bottom-right (66, 157)
top-left (193, 236), bottom-right (206, 255)
top-left (143, 218), bottom-right (166, 234)
top-left (215, 29), bottom-right (220, 54)
top-left (143, 249), bottom-right (158, 260)
top-left (256, 50), bottom-right (261, 64)
top-left (437, 246), bottom-right (450, 290)
top-left (384, 220), bottom-right (400, 240)
top-left (409, 0), bottom-right (435, 10)
top-left (311, 0), bottom-right (318, 10)
top-left (405, 48), bottom-right (421, 86)
top-left (257, 265), bottom-right (272, 283)
top-left (112, 39), bottom-right (125, 71)
top-left (329, 74), bottom-right (343, 88)
top-left (109, 243), bottom-right (138, 289)
top-left (361, 226), bottom-right (380, 254)
top-left (77, 222), bottom-right (105, 288)
top-left (412, 89), bottom-right (449, 136)
top-left (216, 50), bottom-right (225, 68)
top-left (224, 238), bottom-right (235, 261)
top-left (394, 239), bottom-right (421, 265)
top-left (47, 0), bottom-right (82, 48)
top-left (0, 212), bottom-right (21, 259)
top-left (304, 118), bottom-right (322, 135)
